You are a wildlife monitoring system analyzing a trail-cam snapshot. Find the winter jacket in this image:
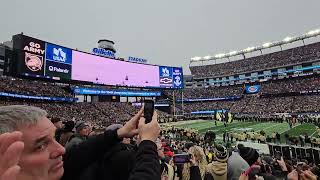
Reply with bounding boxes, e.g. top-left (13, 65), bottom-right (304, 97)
top-left (65, 133), bottom-right (87, 150)
top-left (189, 161), bottom-right (227, 180)
top-left (59, 131), bottom-right (74, 147)
top-left (62, 129), bottom-right (160, 180)
top-left (205, 161), bottom-right (227, 180)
